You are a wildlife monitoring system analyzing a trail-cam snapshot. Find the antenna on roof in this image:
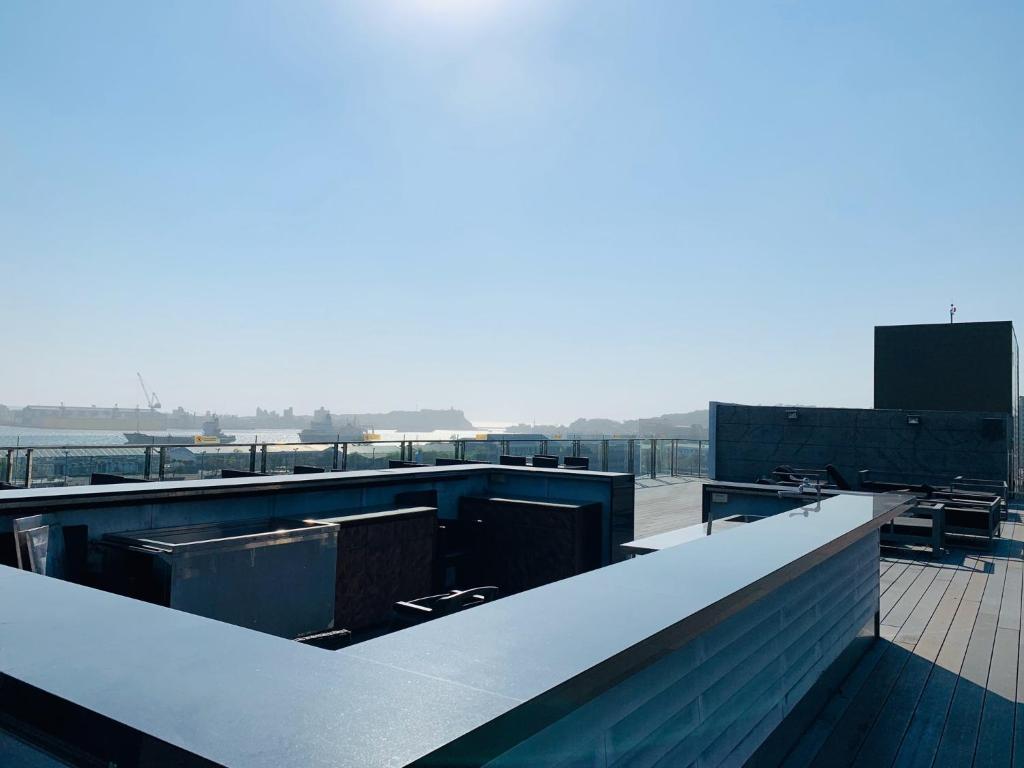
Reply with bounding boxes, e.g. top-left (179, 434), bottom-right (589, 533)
top-left (950, 303), bottom-right (957, 324)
